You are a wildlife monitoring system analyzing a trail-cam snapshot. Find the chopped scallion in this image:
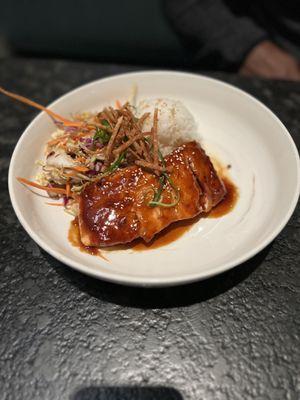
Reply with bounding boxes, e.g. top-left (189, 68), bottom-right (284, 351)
top-left (105, 152), bottom-right (126, 173)
top-left (148, 172), bottom-right (180, 208)
top-left (94, 127), bottom-right (110, 144)
top-left (101, 119), bottom-right (110, 127)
